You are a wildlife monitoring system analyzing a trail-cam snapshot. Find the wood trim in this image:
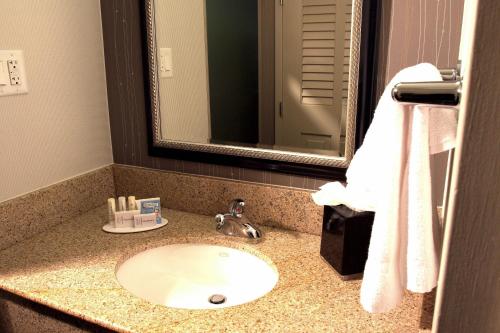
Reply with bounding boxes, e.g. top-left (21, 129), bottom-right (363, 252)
top-left (433, 0), bottom-right (500, 331)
